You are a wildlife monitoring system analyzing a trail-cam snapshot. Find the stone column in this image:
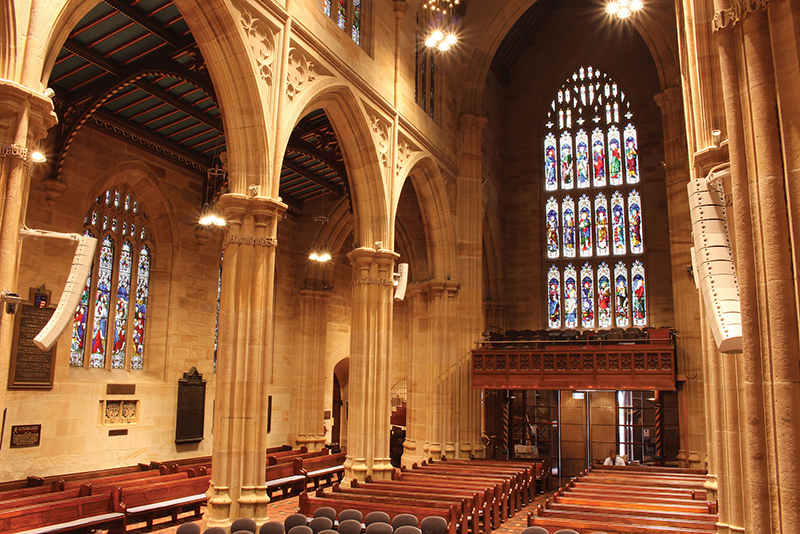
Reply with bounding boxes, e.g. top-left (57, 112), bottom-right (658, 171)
top-left (457, 114), bottom-right (487, 457)
top-left (654, 86), bottom-right (706, 469)
top-left (205, 194), bottom-right (286, 528)
top-left (0, 80), bottom-right (56, 415)
top-left (344, 247), bottom-right (398, 481)
top-left (293, 289), bottom-right (331, 451)
top-left (402, 286), bottom-right (428, 467)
